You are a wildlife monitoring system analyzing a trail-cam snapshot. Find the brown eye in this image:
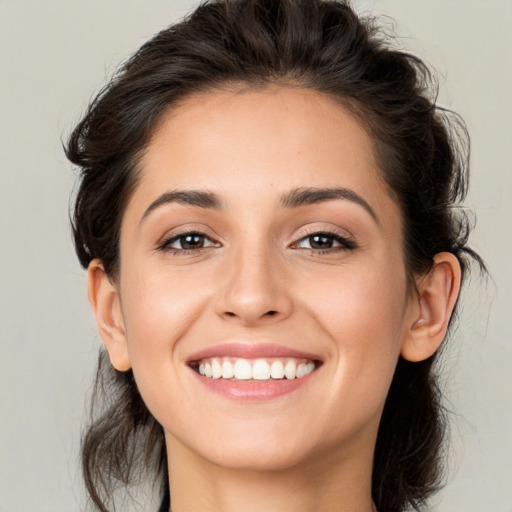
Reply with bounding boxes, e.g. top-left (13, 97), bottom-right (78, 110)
top-left (294, 231), bottom-right (356, 252)
top-left (308, 234), bottom-right (335, 249)
top-left (178, 234), bottom-right (206, 249)
top-left (160, 232), bottom-right (218, 252)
